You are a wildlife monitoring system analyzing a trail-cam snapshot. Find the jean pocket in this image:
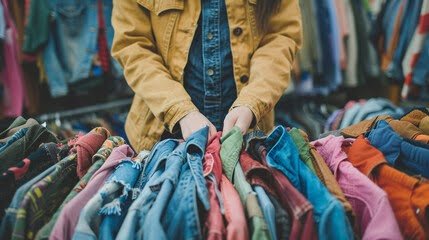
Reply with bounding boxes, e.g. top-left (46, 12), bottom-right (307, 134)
top-left (56, 0), bottom-right (87, 36)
